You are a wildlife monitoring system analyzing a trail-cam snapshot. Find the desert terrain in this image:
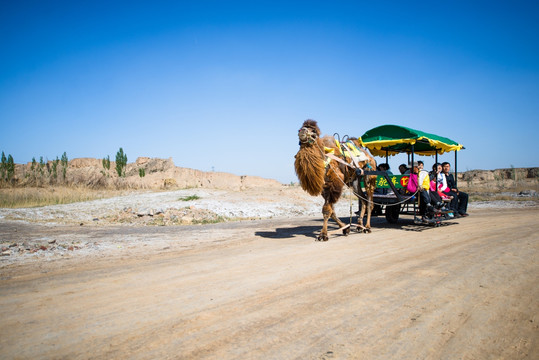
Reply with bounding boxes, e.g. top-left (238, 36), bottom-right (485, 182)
top-left (0, 183), bottom-right (538, 359)
top-left (0, 160), bottom-right (538, 359)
